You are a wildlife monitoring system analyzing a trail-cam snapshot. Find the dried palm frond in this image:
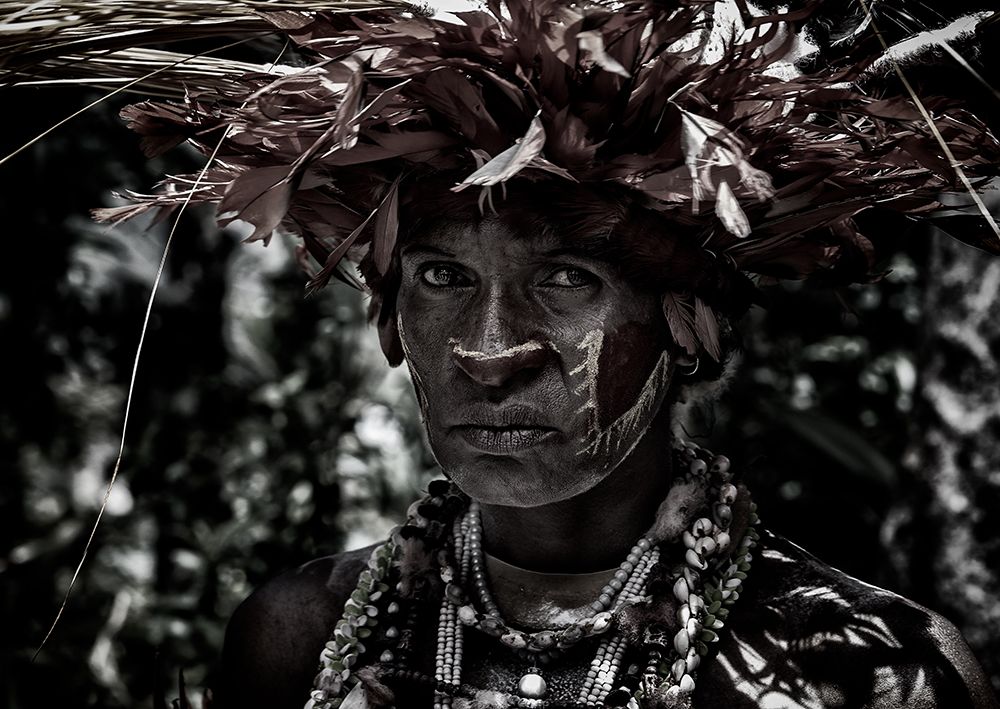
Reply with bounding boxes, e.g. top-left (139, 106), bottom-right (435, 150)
top-left (7, 47), bottom-right (300, 97)
top-left (0, 0), bottom-right (414, 91)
